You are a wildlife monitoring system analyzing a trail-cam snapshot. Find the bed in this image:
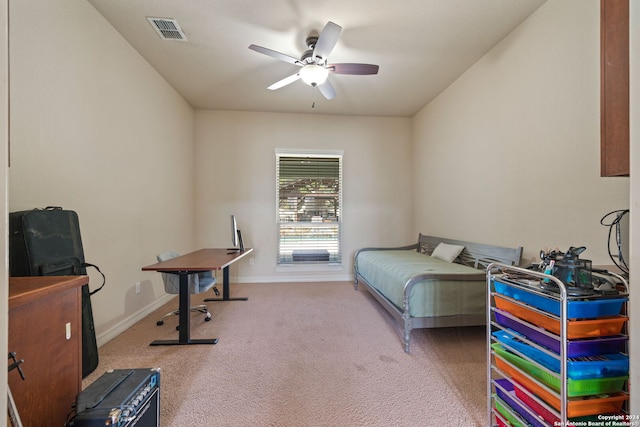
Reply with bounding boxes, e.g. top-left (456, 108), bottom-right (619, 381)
top-left (354, 234), bottom-right (523, 353)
